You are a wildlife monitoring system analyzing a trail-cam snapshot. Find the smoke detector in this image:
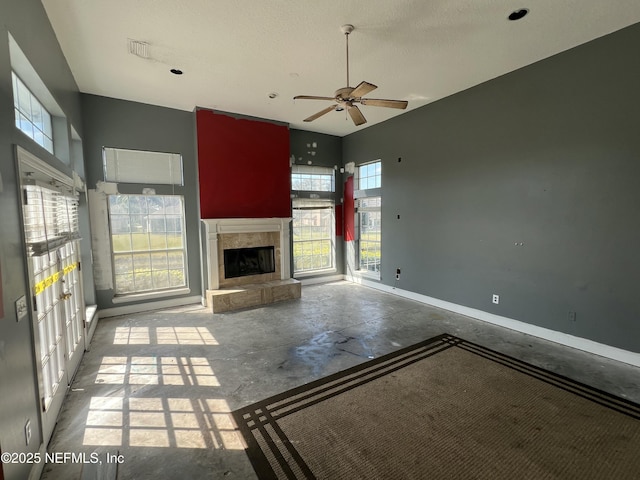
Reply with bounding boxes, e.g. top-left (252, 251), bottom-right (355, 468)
top-left (128, 39), bottom-right (150, 59)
